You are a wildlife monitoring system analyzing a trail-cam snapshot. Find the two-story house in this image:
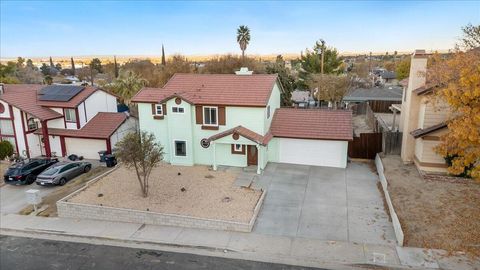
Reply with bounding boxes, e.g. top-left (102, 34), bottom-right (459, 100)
top-left (0, 84), bottom-right (136, 159)
top-left (132, 68), bottom-right (353, 173)
top-left (400, 50), bottom-right (450, 173)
